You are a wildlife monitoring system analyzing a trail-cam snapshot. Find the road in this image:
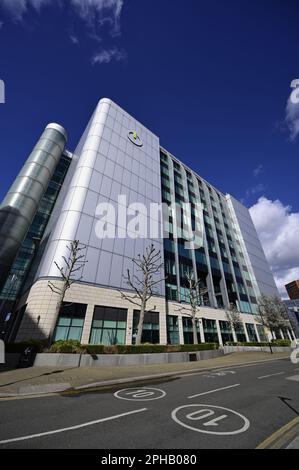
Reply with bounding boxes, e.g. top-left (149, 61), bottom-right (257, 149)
top-left (0, 357), bottom-right (298, 449)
